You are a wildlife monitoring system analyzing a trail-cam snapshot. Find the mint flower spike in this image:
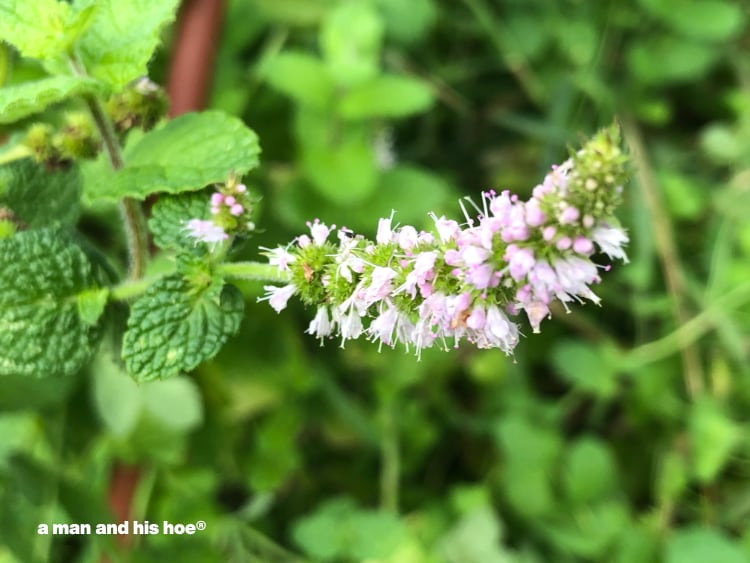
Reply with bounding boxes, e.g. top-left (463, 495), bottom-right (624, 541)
top-left (260, 126), bottom-right (630, 355)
